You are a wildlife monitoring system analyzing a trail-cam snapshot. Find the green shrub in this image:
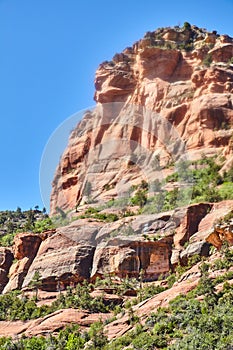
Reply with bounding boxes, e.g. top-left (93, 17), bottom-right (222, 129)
top-left (33, 217), bottom-right (55, 233)
top-left (0, 292), bottom-right (50, 321)
top-left (130, 189), bottom-right (147, 208)
top-left (183, 22), bottom-right (191, 30)
top-left (203, 53), bottom-right (213, 67)
top-left (0, 233), bottom-right (15, 247)
top-left (78, 207), bottom-right (119, 222)
top-left (3, 273), bottom-right (233, 350)
top-left (137, 284), bottom-right (166, 302)
top-left (218, 182), bottom-right (233, 200)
